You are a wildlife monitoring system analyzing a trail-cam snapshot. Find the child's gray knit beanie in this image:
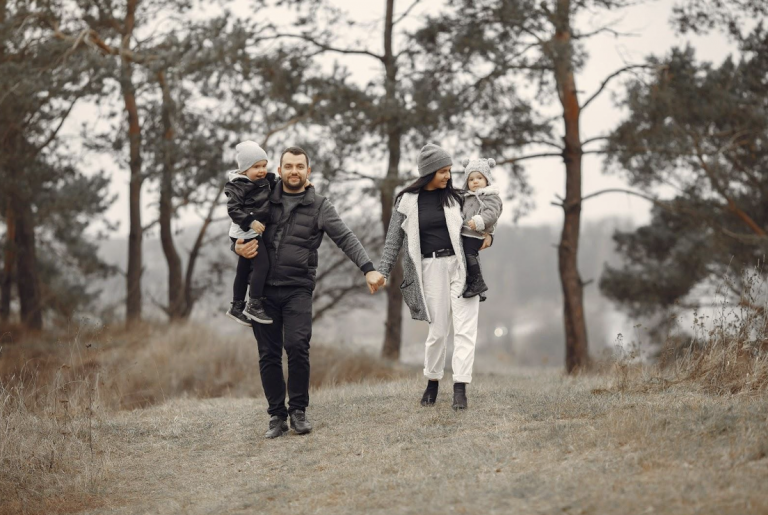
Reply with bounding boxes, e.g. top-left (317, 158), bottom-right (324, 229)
top-left (418, 143), bottom-right (453, 177)
top-left (236, 140), bottom-right (269, 172)
top-left (461, 157), bottom-right (496, 185)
